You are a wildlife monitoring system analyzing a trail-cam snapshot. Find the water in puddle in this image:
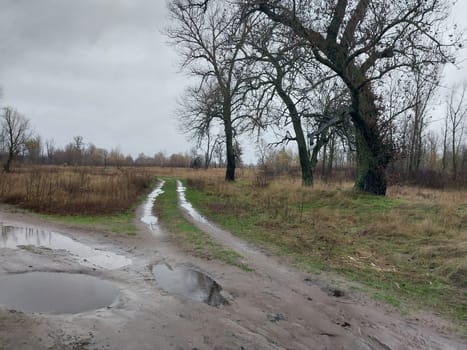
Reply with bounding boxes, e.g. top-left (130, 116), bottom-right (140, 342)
top-left (176, 180), bottom-right (209, 225)
top-left (152, 264), bottom-right (227, 306)
top-left (0, 272), bottom-right (119, 314)
top-left (141, 180), bottom-right (165, 232)
top-left (0, 225), bottom-right (131, 270)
